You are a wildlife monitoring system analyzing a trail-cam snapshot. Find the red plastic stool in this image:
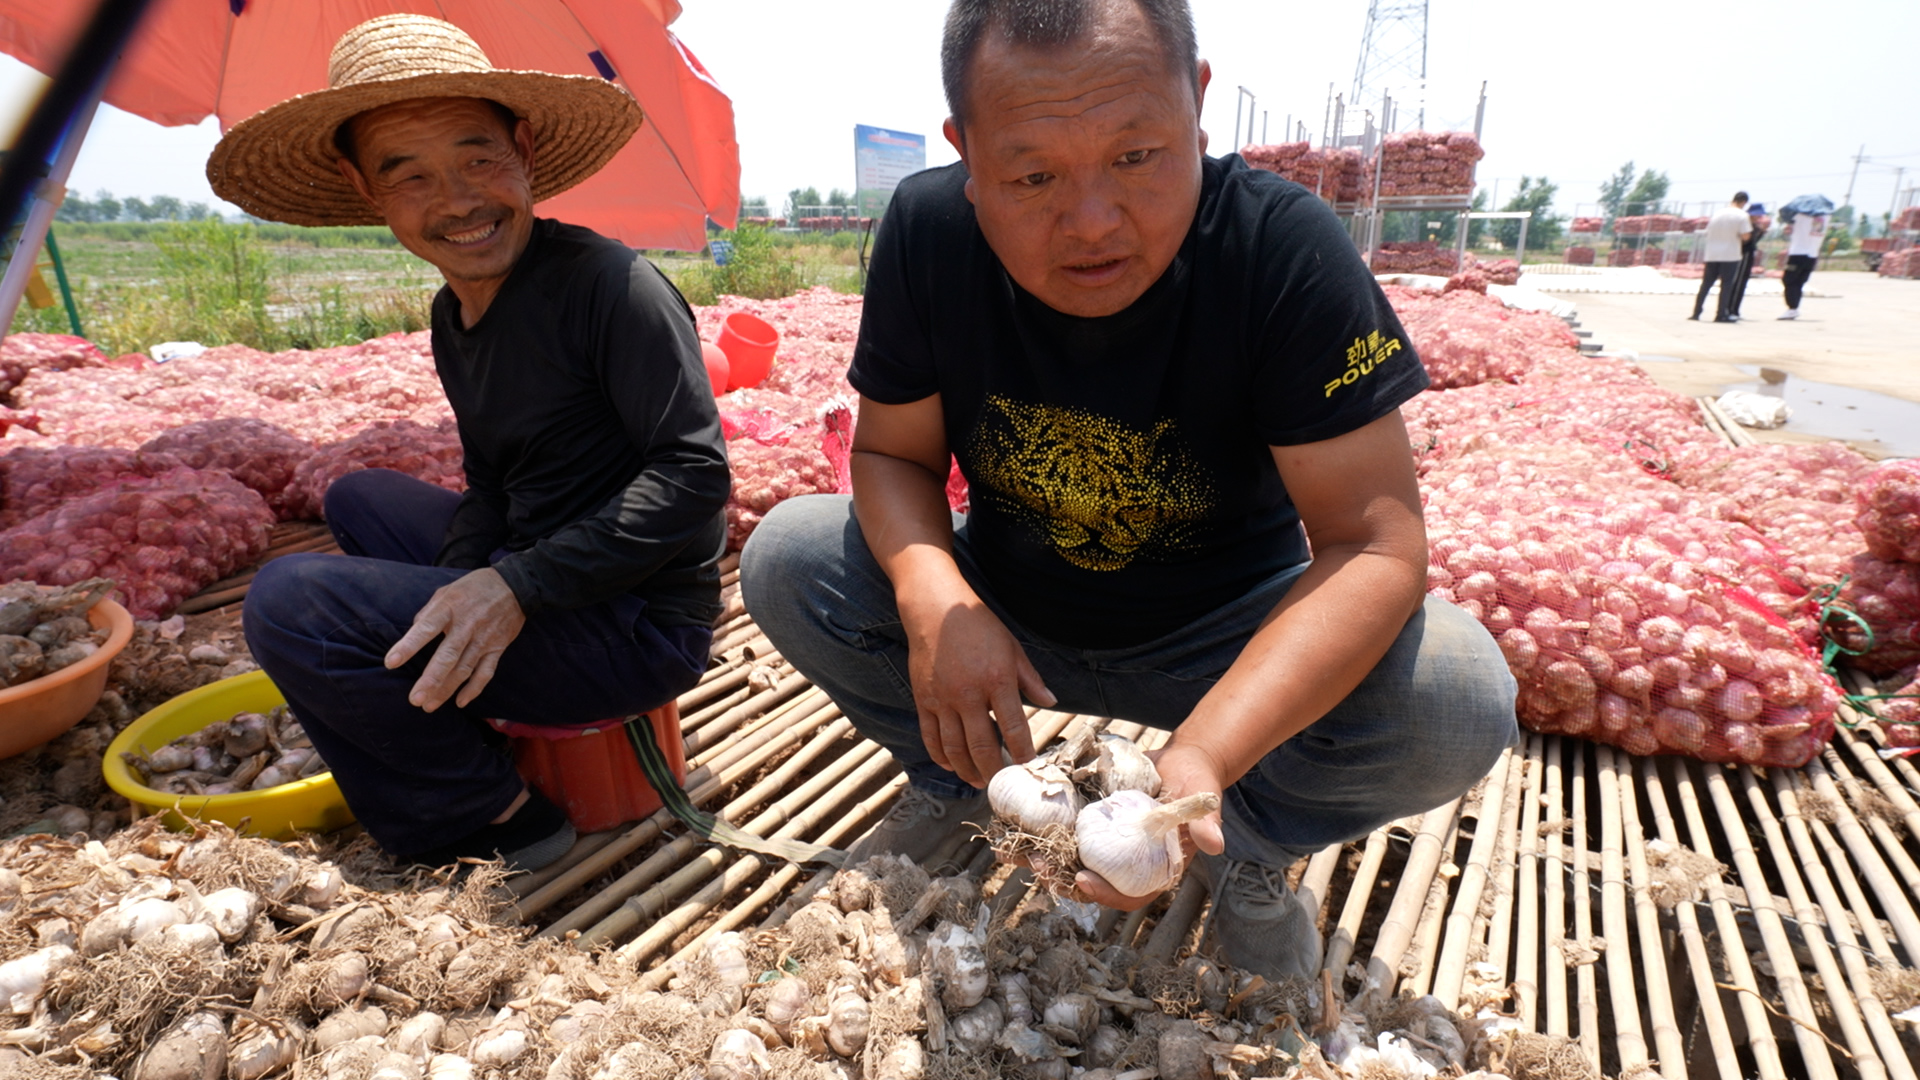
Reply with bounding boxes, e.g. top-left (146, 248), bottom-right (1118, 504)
top-left (487, 703), bottom-right (686, 834)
